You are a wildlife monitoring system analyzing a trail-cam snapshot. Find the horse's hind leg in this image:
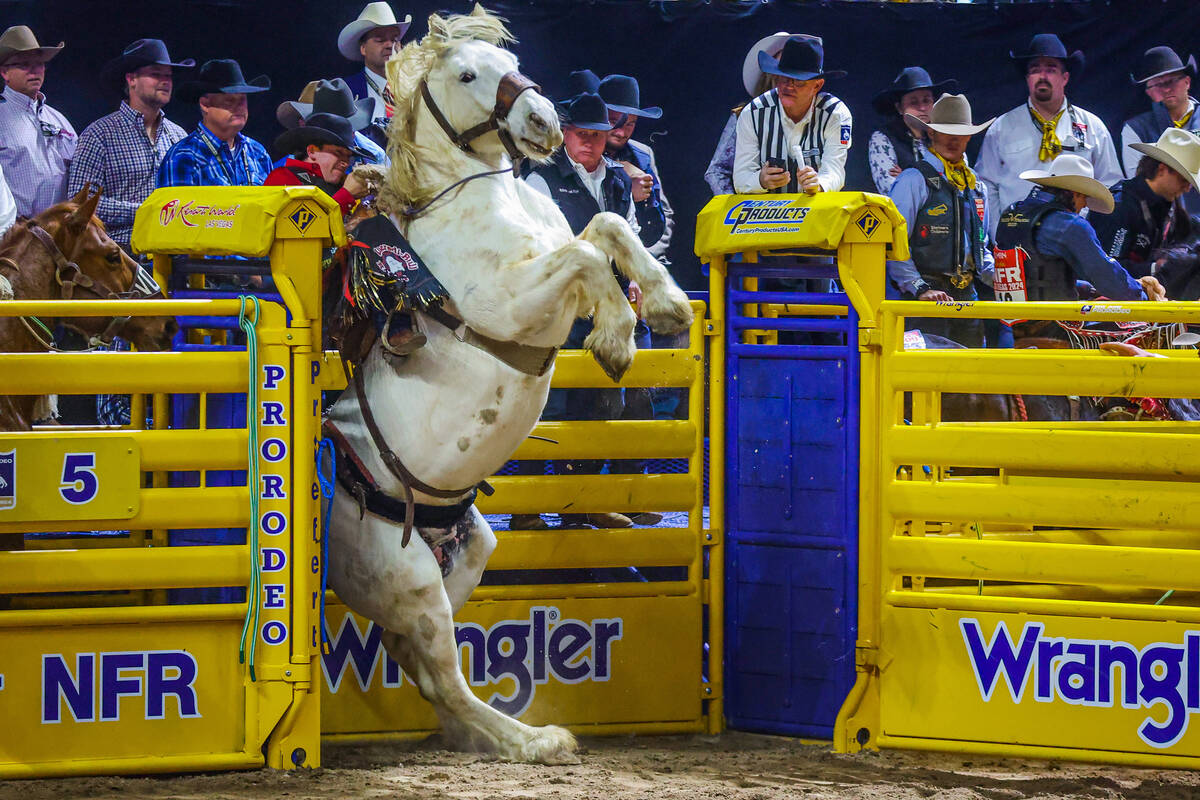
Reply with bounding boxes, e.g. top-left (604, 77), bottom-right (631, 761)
top-left (579, 212), bottom-right (693, 335)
